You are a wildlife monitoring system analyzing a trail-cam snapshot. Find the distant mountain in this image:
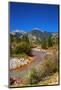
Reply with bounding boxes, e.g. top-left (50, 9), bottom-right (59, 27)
top-left (29, 29), bottom-right (52, 40)
top-left (10, 30), bottom-right (26, 38)
top-left (10, 29), bottom-right (58, 41)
